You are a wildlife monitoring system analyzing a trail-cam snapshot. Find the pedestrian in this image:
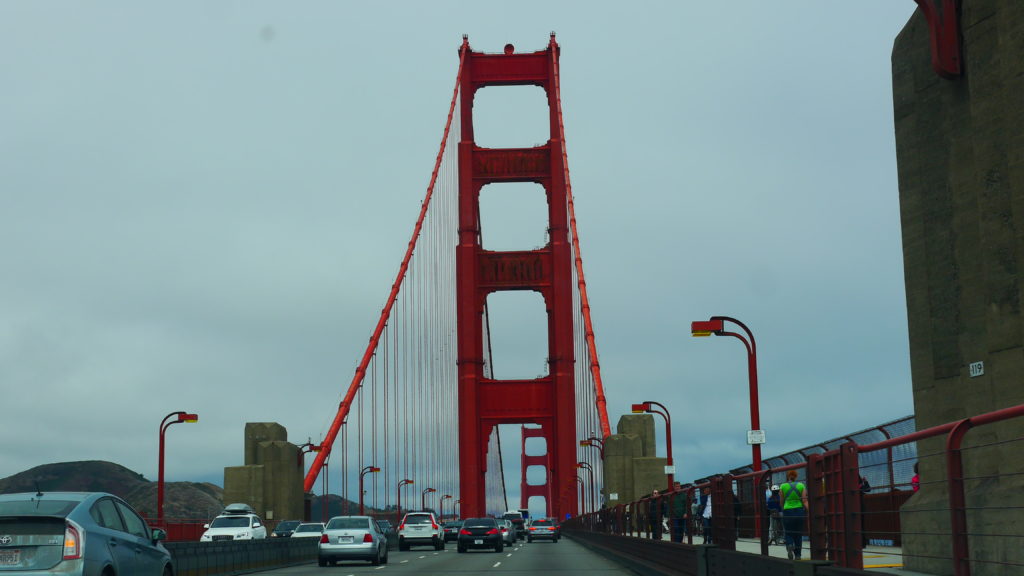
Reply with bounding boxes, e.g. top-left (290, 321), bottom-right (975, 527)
top-left (647, 490), bottom-right (664, 539)
top-left (700, 487), bottom-right (713, 544)
top-left (779, 470), bottom-right (808, 560)
top-left (670, 481), bottom-right (687, 542)
top-left (911, 462), bottom-right (920, 492)
top-left (766, 484), bottom-right (783, 545)
top-left (860, 475), bottom-right (871, 546)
